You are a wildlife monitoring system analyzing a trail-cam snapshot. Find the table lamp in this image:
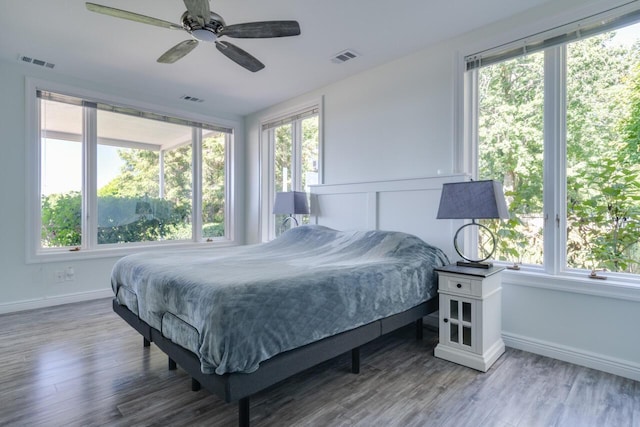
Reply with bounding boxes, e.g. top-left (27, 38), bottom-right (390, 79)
top-left (437, 180), bottom-right (509, 268)
top-left (273, 191), bottom-right (310, 228)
